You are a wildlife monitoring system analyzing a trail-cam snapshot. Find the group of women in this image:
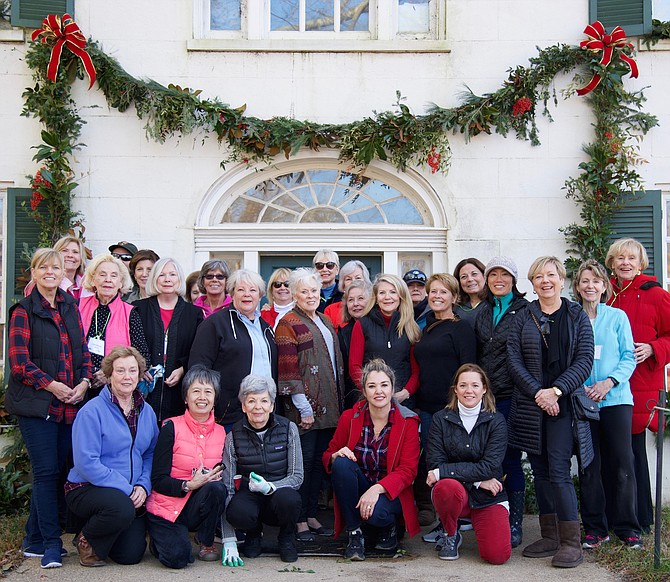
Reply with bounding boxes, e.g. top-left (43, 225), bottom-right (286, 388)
top-left (7, 238), bottom-right (670, 570)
